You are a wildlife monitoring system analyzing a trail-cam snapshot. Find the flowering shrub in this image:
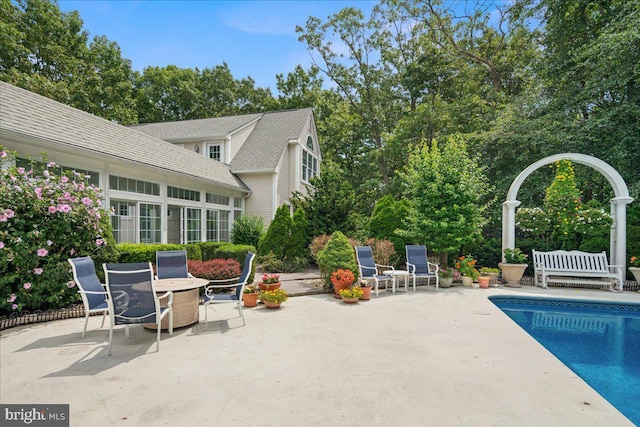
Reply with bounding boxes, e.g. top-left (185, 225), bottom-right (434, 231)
top-left (187, 259), bottom-right (241, 281)
top-left (630, 256), bottom-right (640, 268)
top-left (0, 148), bottom-right (116, 314)
top-left (261, 273), bottom-right (280, 284)
top-left (456, 255), bottom-right (477, 277)
top-left (331, 268), bottom-right (355, 285)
